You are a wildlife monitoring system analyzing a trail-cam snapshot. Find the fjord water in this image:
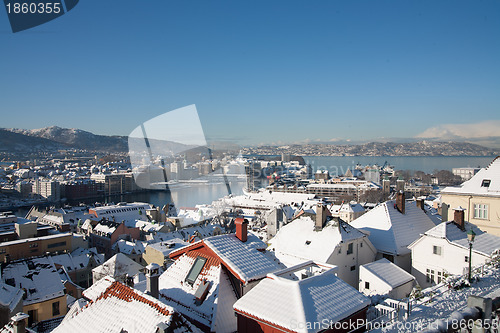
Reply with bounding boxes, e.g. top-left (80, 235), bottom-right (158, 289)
top-left (304, 156), bottom-right (496, 176)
